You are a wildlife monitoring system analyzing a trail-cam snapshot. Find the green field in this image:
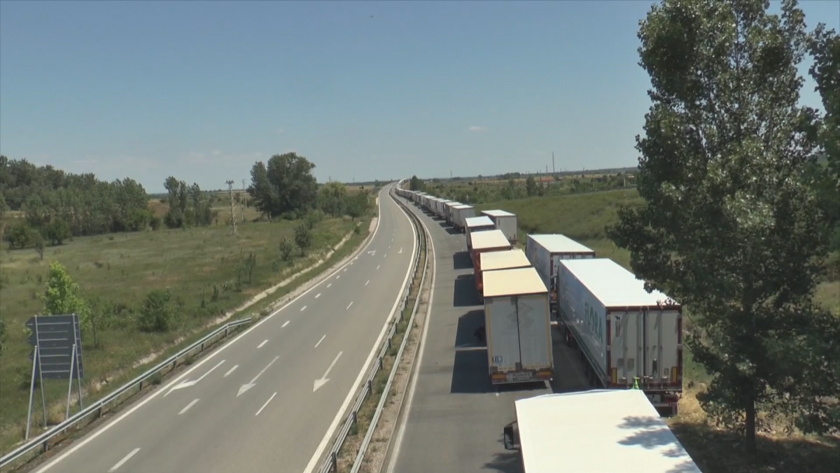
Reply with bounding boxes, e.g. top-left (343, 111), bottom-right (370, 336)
top-left (445, 184), bottom-right (840, 472)
top-left (0, 214), bottom-right (361, 450)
